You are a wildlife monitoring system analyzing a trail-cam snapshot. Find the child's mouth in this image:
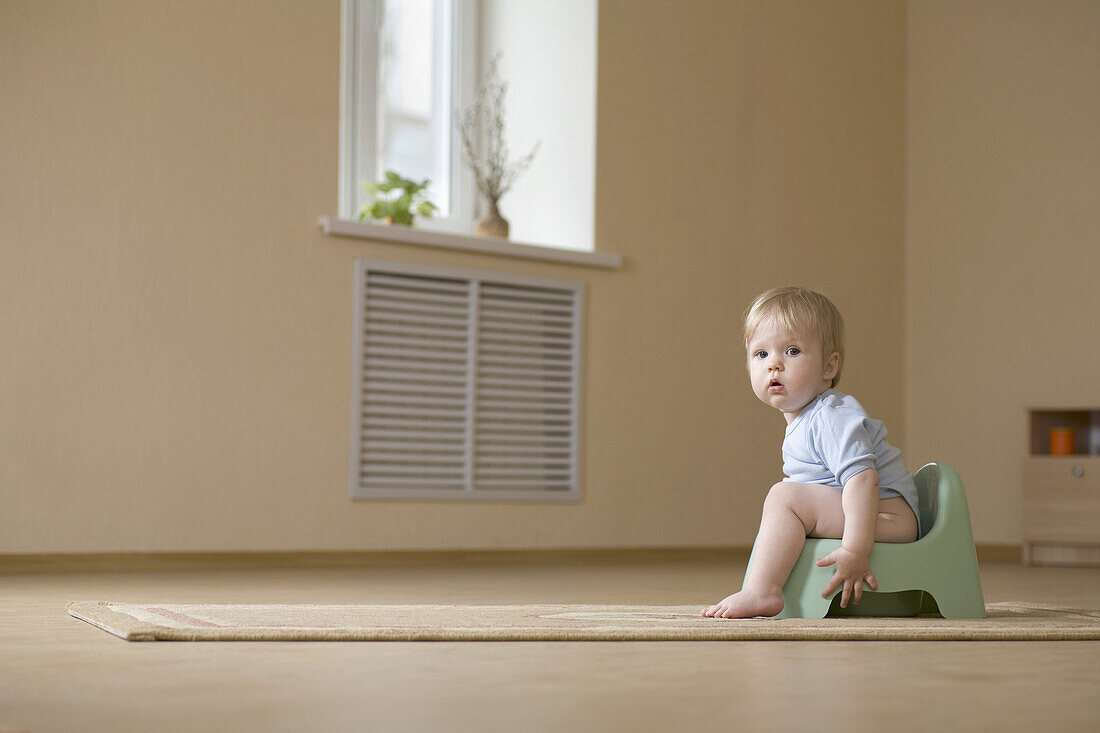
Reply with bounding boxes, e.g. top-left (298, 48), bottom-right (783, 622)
top-left (768, 379), bottom-right (784, 393)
